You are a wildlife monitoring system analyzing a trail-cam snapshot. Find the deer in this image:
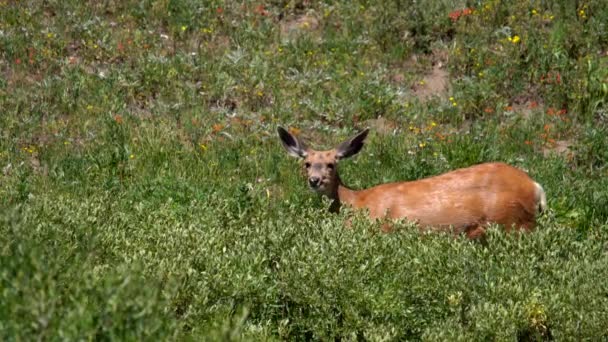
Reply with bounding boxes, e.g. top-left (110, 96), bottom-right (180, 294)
top-left (277, 127), bottom-right (547, 239)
